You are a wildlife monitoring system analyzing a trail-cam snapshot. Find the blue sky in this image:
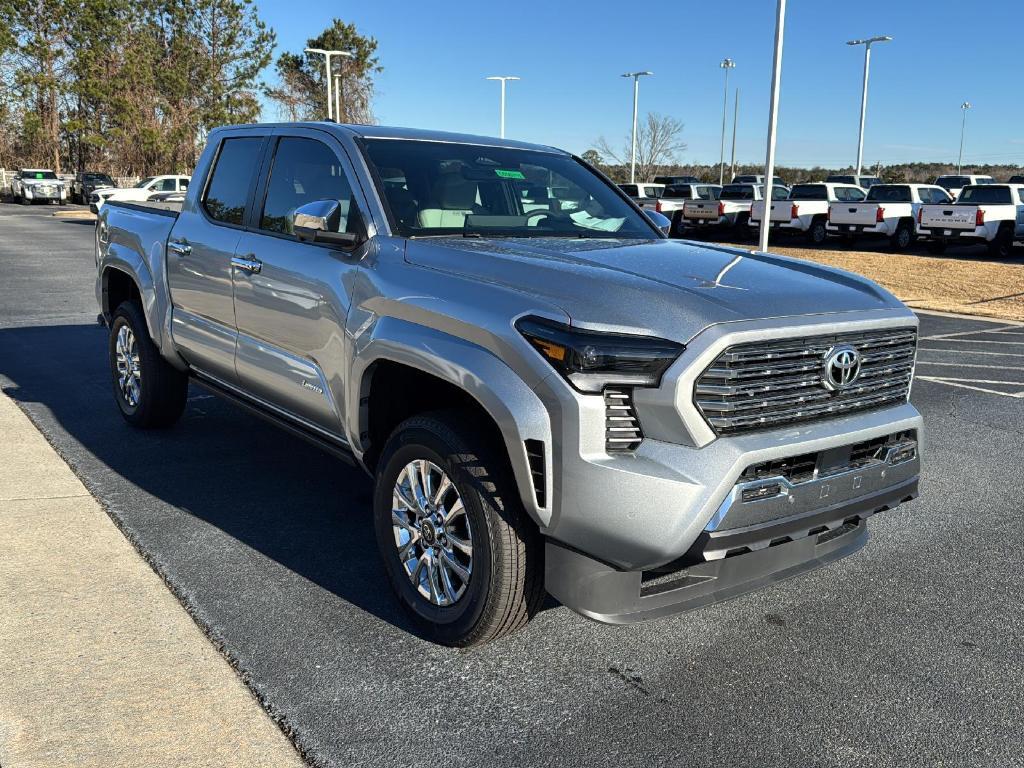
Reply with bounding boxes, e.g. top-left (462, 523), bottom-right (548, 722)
top-left (255, 0), bottom-right (1023, 169)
